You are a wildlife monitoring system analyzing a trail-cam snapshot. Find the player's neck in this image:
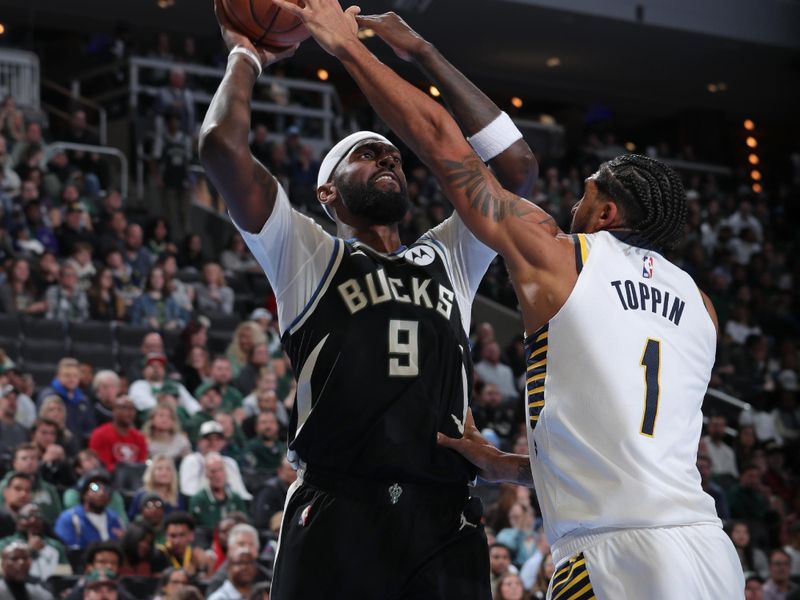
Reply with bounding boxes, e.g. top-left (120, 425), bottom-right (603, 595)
top-left (339, 223), bottom-right (403, 254)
